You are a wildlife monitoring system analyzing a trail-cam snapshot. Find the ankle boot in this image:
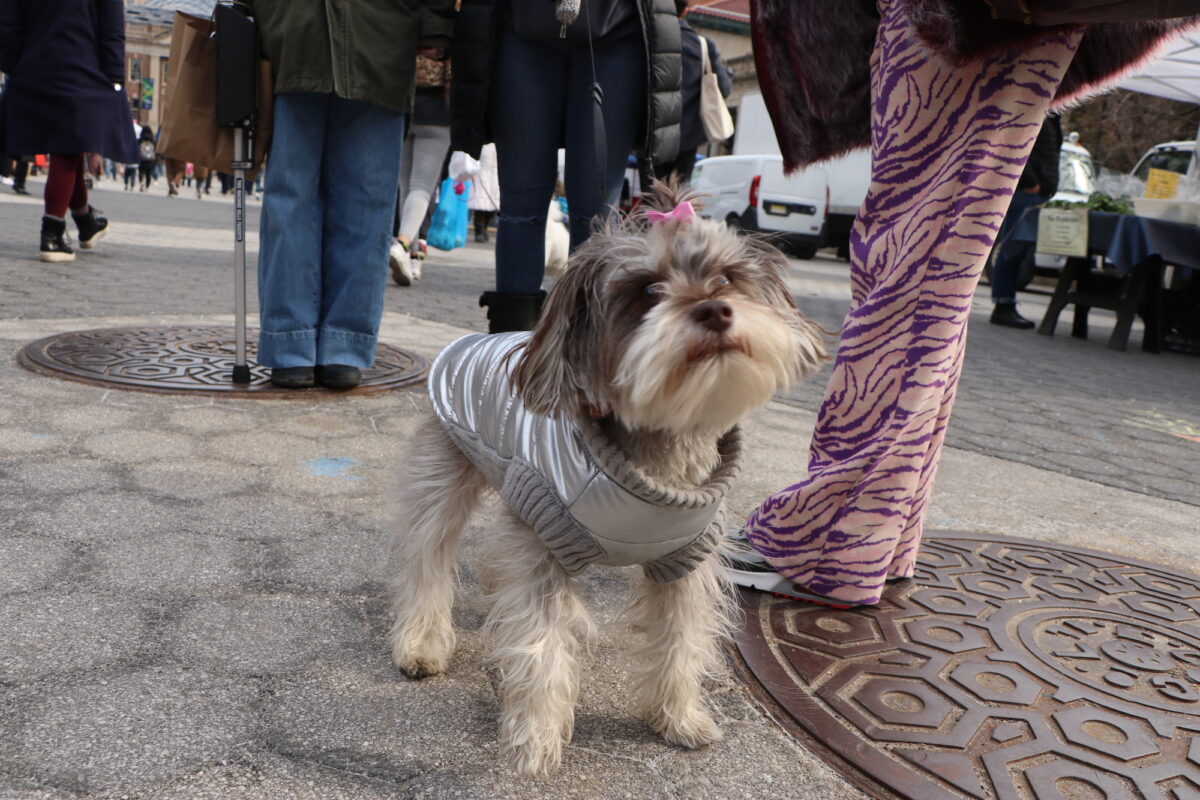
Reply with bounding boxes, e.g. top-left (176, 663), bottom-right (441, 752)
top-left (72, 206), bottom-right (109, 249)
top-left (990, 301), bottom-right (1035, 329)
top-left (479, 290), bottom-right (547, 334)
top-left (39, 216), bottom-right (75, 263)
